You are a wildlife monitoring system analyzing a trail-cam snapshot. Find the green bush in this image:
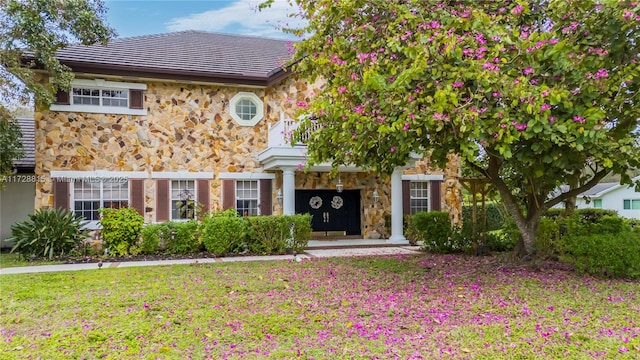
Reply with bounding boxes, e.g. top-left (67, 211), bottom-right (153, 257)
top-left (461, 203), bottom-right (506, 232)
top-left (167, 221), bottom-right (201, 254)
top-left (484, 227), bottom-right (519, 252)
top-left (407, 211), bottom-right (469, 253)
top-left (245, 214), bottom-right (312, 255)
top-left (558, 231), bottom-right (640, 279)
top-left (99, 207), bottom-right (144, 256)
top-left (140, 223), bottom-right (173, 254)
top-left (201, 209), bottom-right (247, 255)
top-left (8, 208), bottom-right (89, 259)
top-left (535, 218), bottom-right (561, 259)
